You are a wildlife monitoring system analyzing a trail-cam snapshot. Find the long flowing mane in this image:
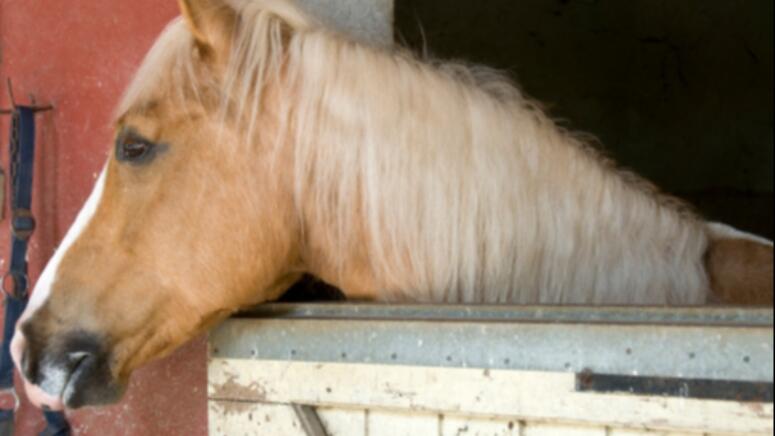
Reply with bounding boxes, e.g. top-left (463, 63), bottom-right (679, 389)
top-left (118, 0), bottom-right (709, 304)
